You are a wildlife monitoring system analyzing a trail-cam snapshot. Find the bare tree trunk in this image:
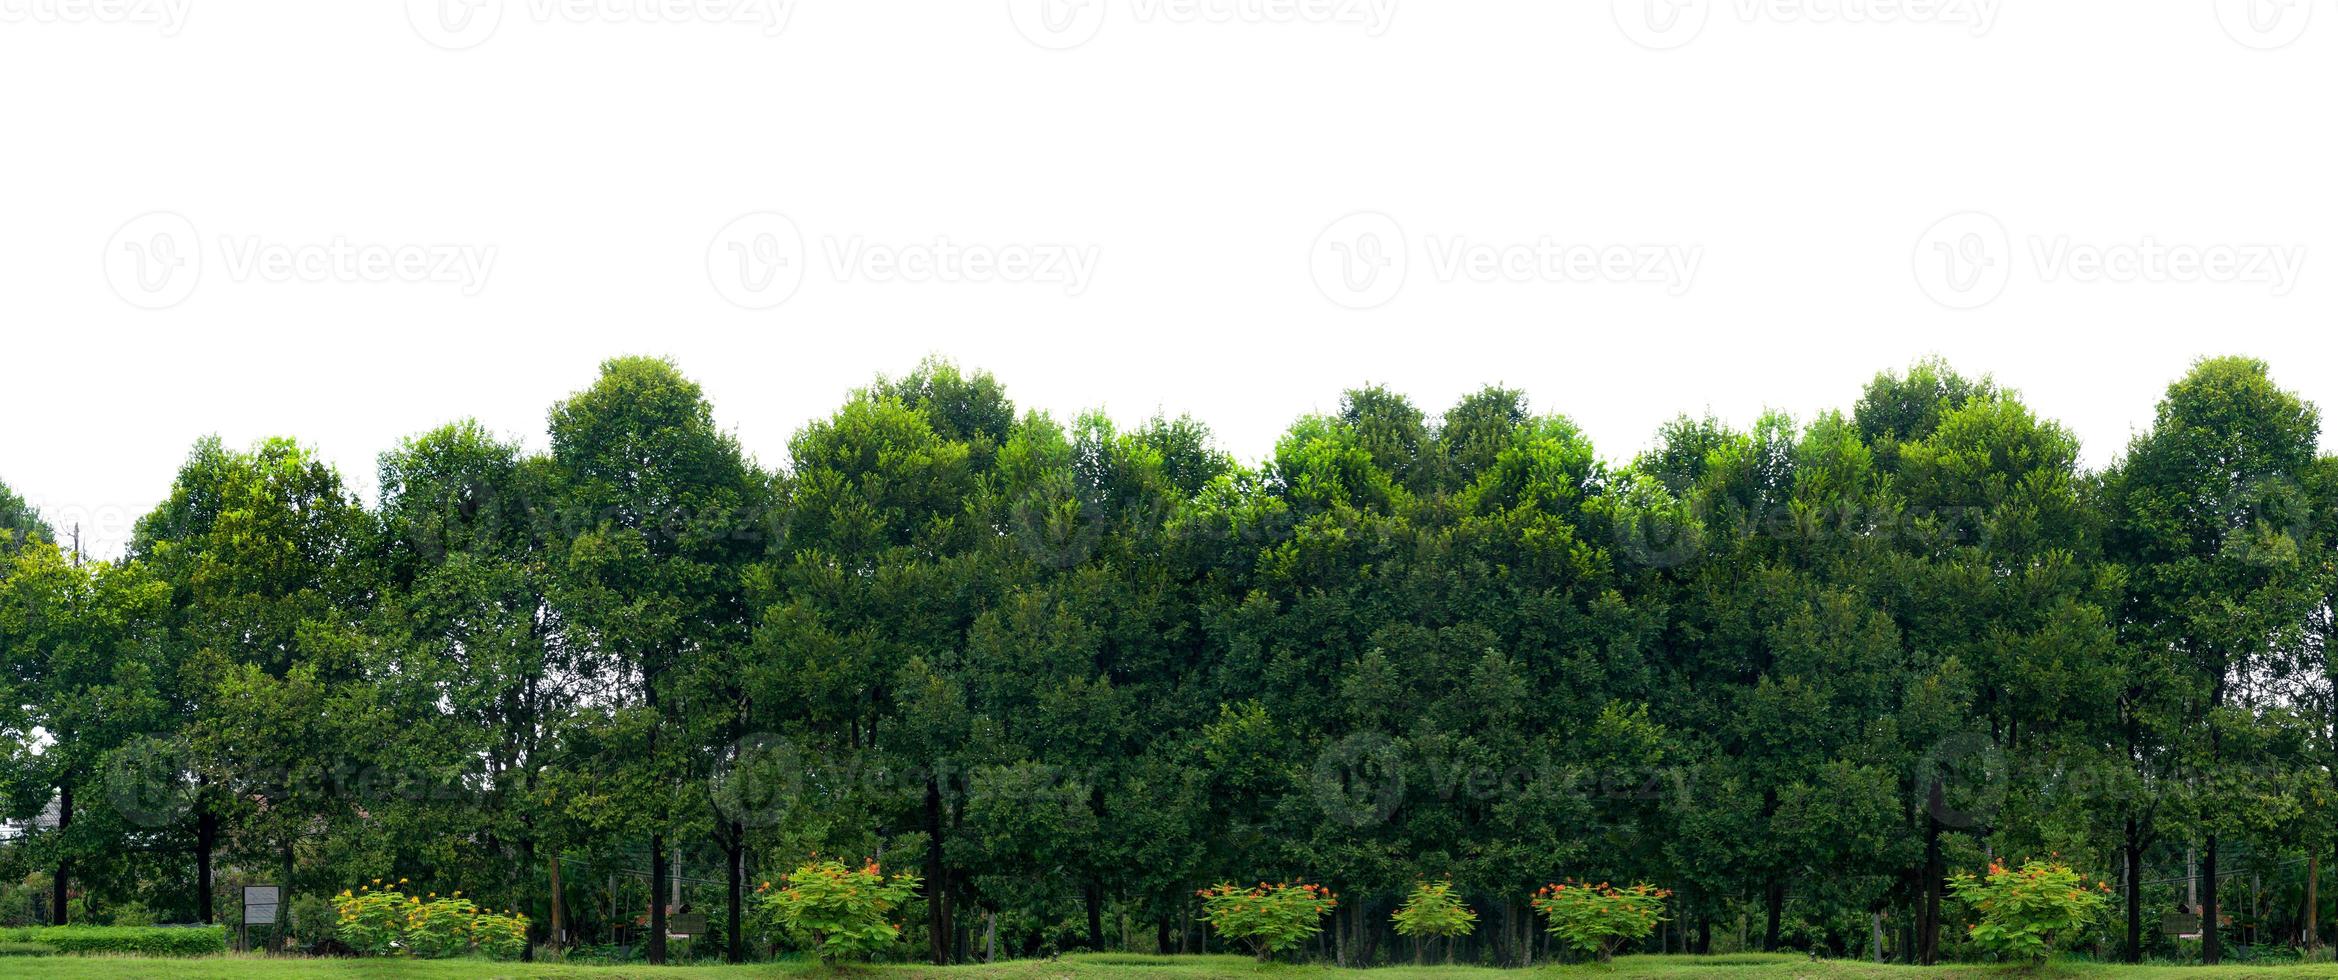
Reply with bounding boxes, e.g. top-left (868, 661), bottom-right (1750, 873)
top-left (549, 854), bottom-right (564, 949)
top-left (924, 777), bottom-right (951, 965)
top-left (51, 782), bottom-right (71, 925)
top-left (648, 836), bottom-right (669, 964)
top-left (2124, 821), bottom-right (2145, 963)
top-left (726, 821), bottom-right (745, 963)
top-left (2203, 835), bottom-right (2221, 964)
